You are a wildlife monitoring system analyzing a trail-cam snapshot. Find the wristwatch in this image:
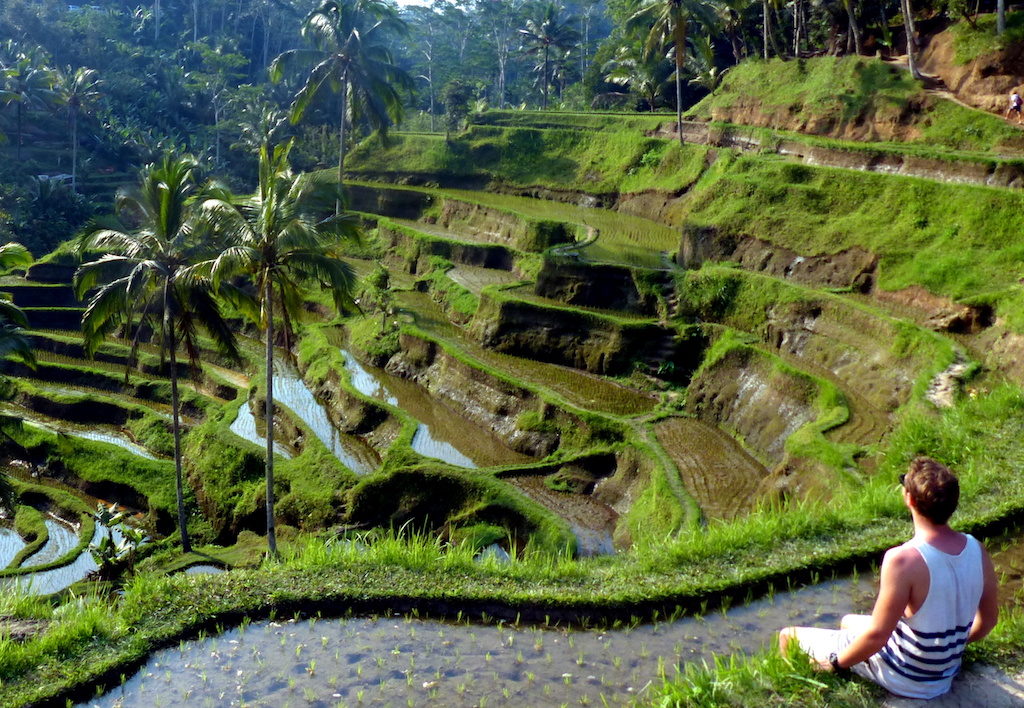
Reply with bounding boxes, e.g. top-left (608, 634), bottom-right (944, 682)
top-left (829, 652), bottom-right (848, 674)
